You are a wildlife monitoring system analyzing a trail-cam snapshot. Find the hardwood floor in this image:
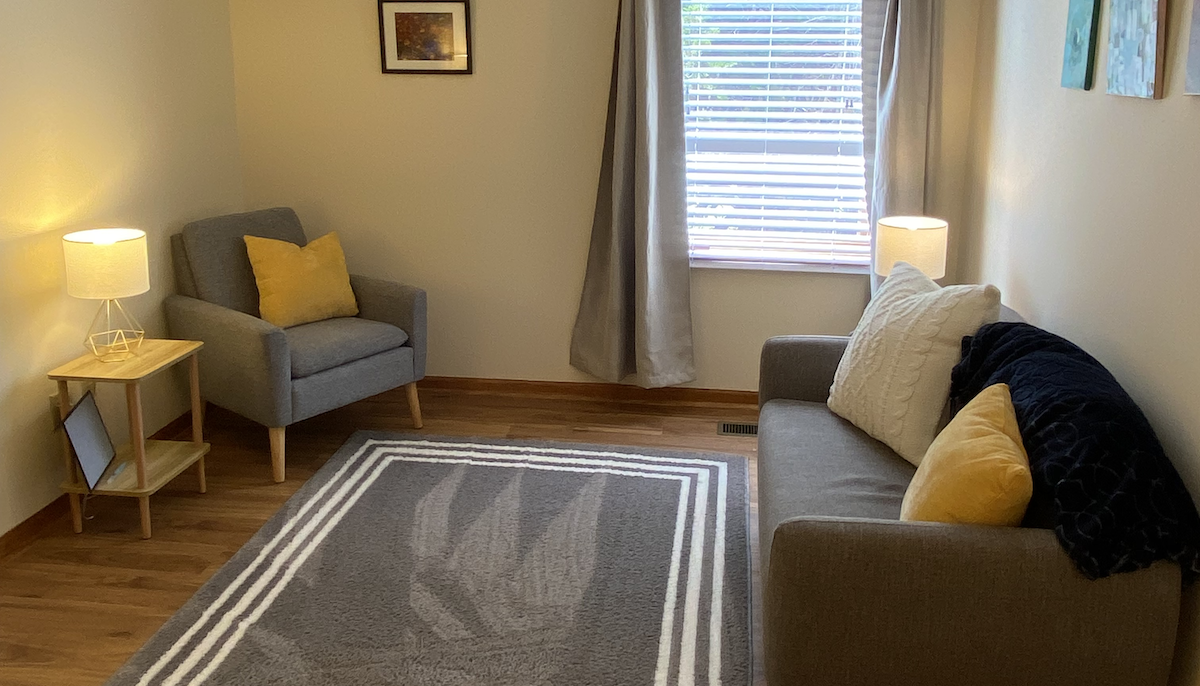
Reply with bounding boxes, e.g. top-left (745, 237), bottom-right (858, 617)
top-left (0, 383), bottom-right (763, 685)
